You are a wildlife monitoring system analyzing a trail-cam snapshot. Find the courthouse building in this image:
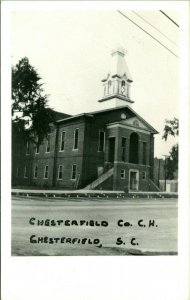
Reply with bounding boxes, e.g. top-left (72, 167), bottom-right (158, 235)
top-left (12, 48), bottom-right (159, 191)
